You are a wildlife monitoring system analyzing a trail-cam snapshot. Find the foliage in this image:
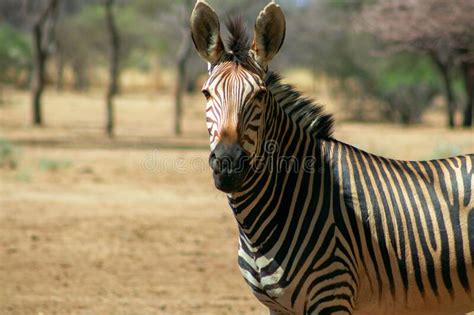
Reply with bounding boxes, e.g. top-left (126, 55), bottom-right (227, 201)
top-left (0, 138), bottom-right (19, 169)
top-left (358, 0), bottom-right (474, 127)
top-left (56, 2), bottom-right (156, 89)
top-left (368, 54), bottom-right (440, 124)
top-left (286, 0), bottom-right (445, 124)
top-left (0, 24), bottom-right (31, 86)
top-left (39, 158), bottom-right (72, 172)
top-left (0, 0), bottom-right (470, 126)
top-left (15, 169), bottom-right (32, 182)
